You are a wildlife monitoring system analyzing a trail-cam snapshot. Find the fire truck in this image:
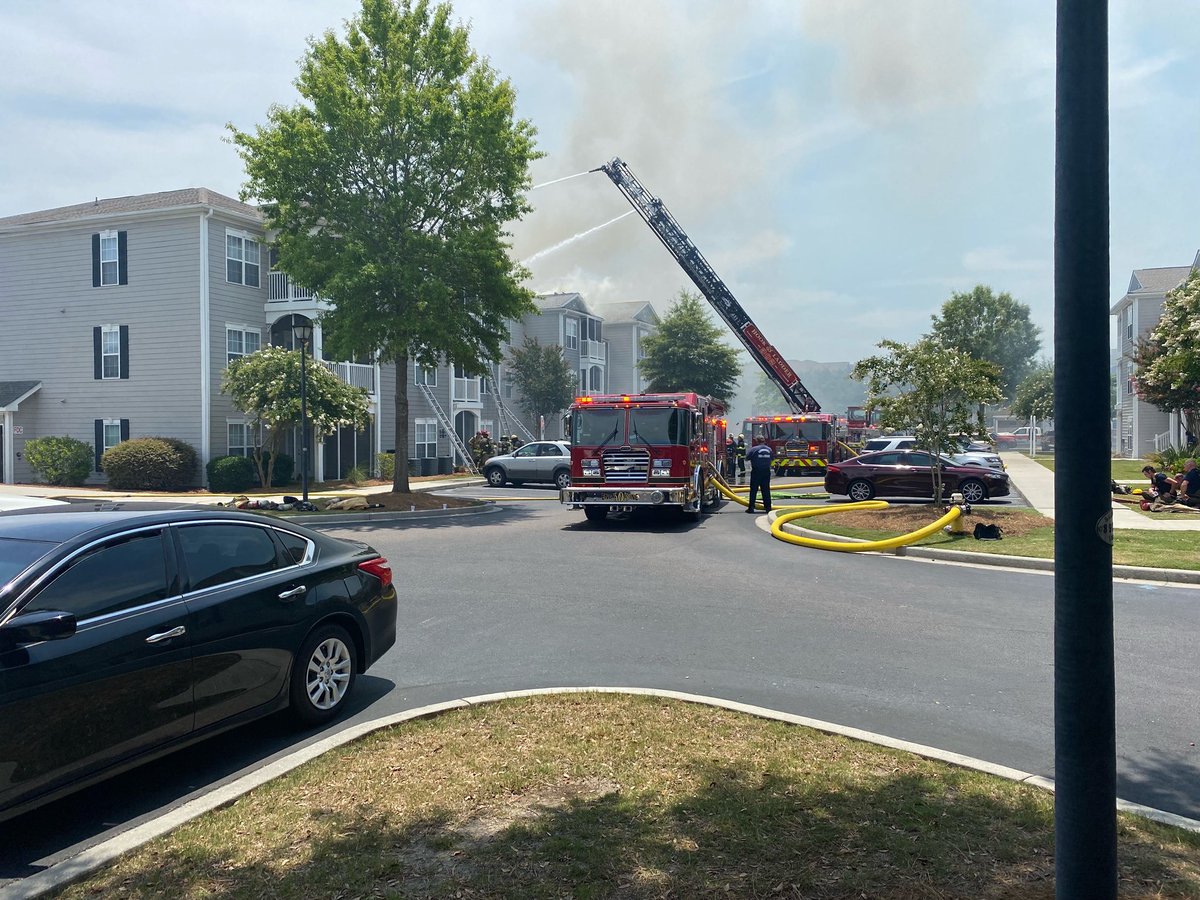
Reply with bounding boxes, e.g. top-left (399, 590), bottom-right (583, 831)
top-left (560, 392), bottom-right (726, 522)
top-left (594, 159), bottom-right (850, 476)
top-left (742, 413), bottom-right (839, 476)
